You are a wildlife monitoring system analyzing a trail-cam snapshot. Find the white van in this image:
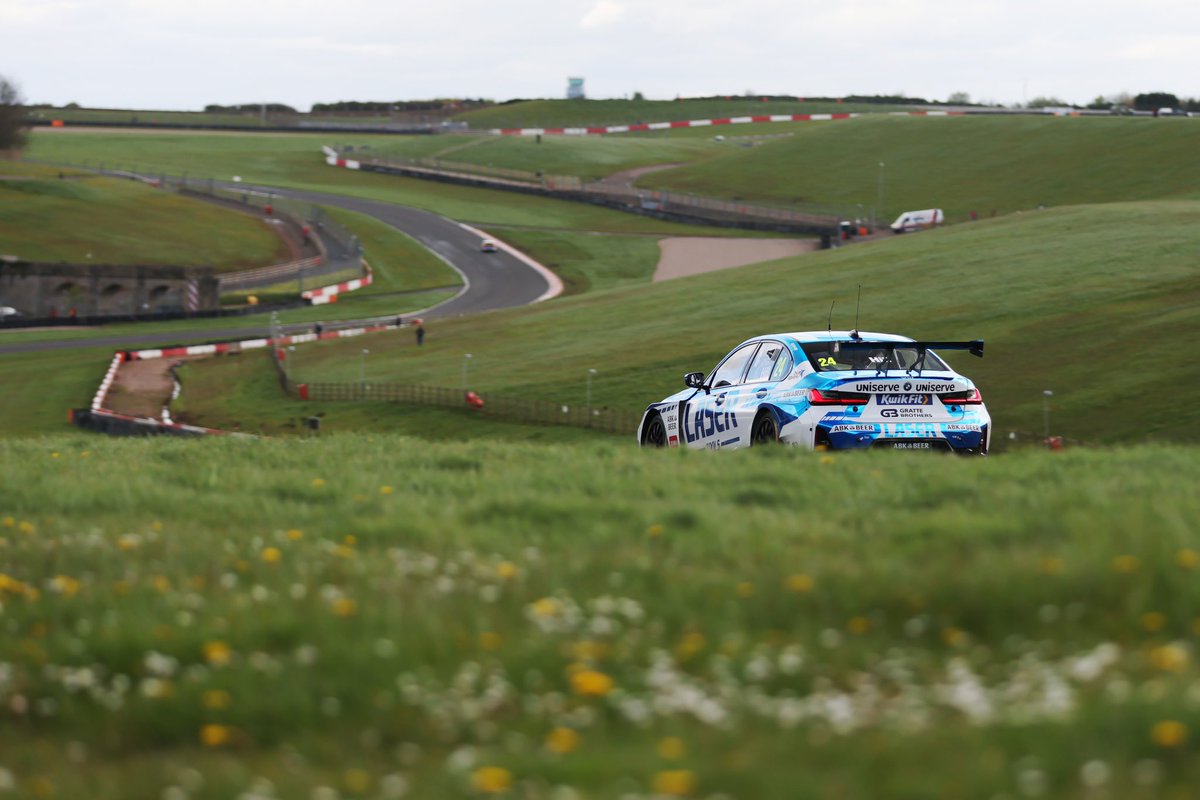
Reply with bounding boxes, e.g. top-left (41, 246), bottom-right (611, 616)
top-left (890, 208), bottom-right (944, 234)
